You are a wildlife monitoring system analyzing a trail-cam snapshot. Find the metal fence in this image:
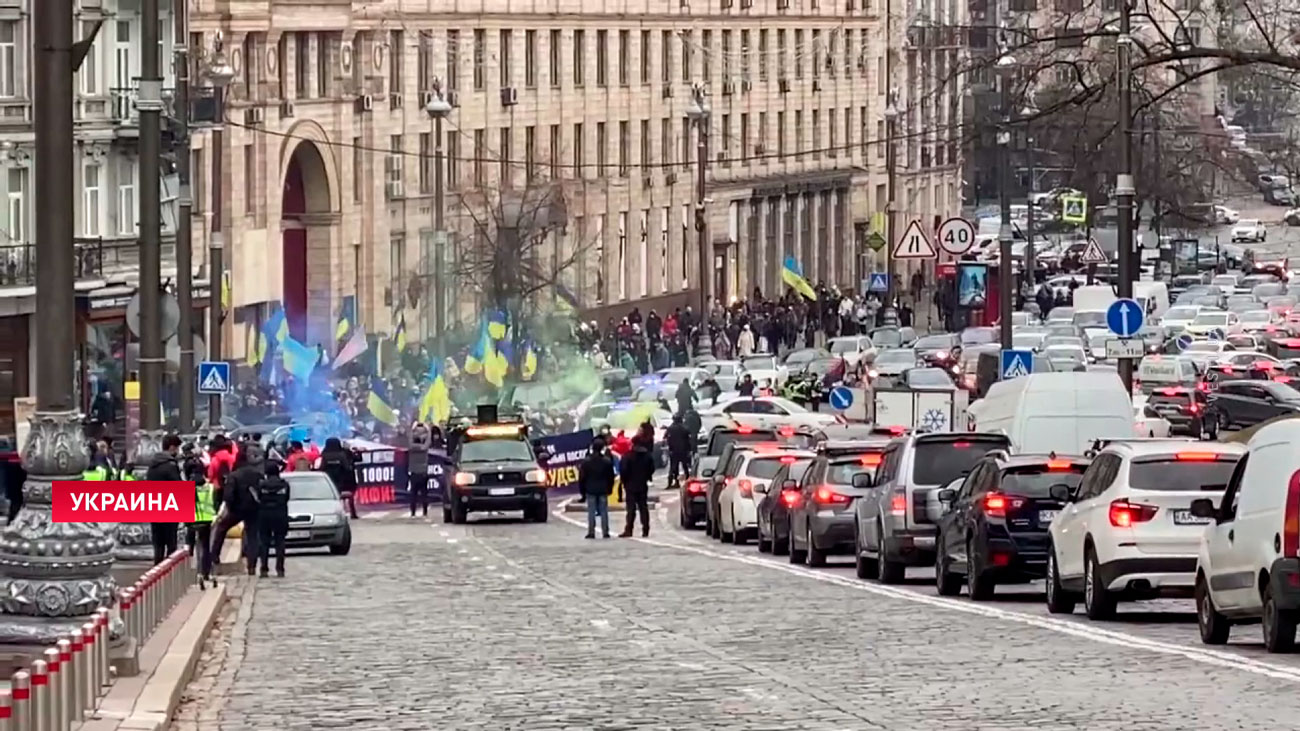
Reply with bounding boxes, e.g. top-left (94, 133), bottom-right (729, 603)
top-left (0, 241), bottom-right (106, 288)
